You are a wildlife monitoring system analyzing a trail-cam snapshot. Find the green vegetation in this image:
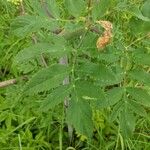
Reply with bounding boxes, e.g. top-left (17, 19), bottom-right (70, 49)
top-left (0, 0), bottom-right (150, 149)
